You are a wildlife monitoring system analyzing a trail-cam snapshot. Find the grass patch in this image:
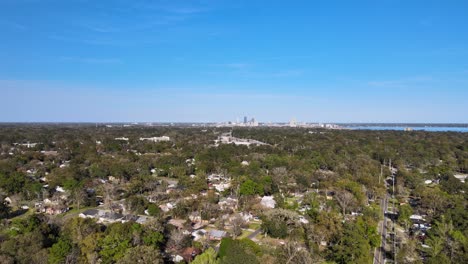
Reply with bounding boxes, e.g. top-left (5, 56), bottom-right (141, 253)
top-left (248, 223), bottom-right (261, 230)
top-left (238, 230), bottom-right (252, 239)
